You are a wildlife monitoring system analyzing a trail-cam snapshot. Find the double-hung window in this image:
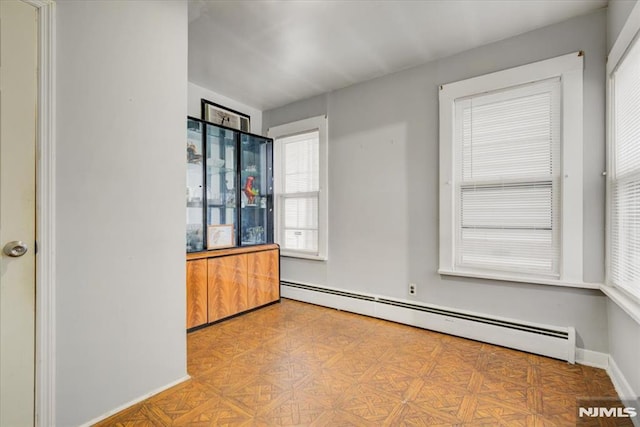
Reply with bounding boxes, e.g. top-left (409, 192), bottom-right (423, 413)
top-left (269, 116), bottom-right (328, 260)
top-left (455, 79), bottom-right (561, 275)
top-left (607, 6), bottom-right (640, 301)
top-left (439, 53), bottom-right (584, 285)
